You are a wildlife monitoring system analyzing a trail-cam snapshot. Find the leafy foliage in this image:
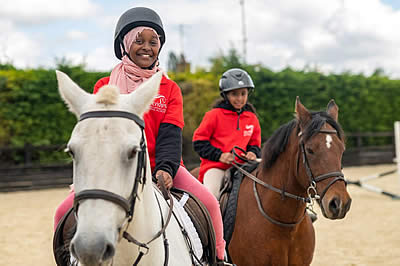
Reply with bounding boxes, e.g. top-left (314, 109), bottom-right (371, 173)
top-left (1, 53), bottom-right (400, 165)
